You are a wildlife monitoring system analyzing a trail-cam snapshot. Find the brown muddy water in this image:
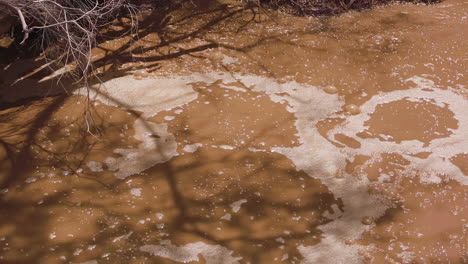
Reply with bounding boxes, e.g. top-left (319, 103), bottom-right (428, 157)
top-left (0, 0), bottom-right (467, 263)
